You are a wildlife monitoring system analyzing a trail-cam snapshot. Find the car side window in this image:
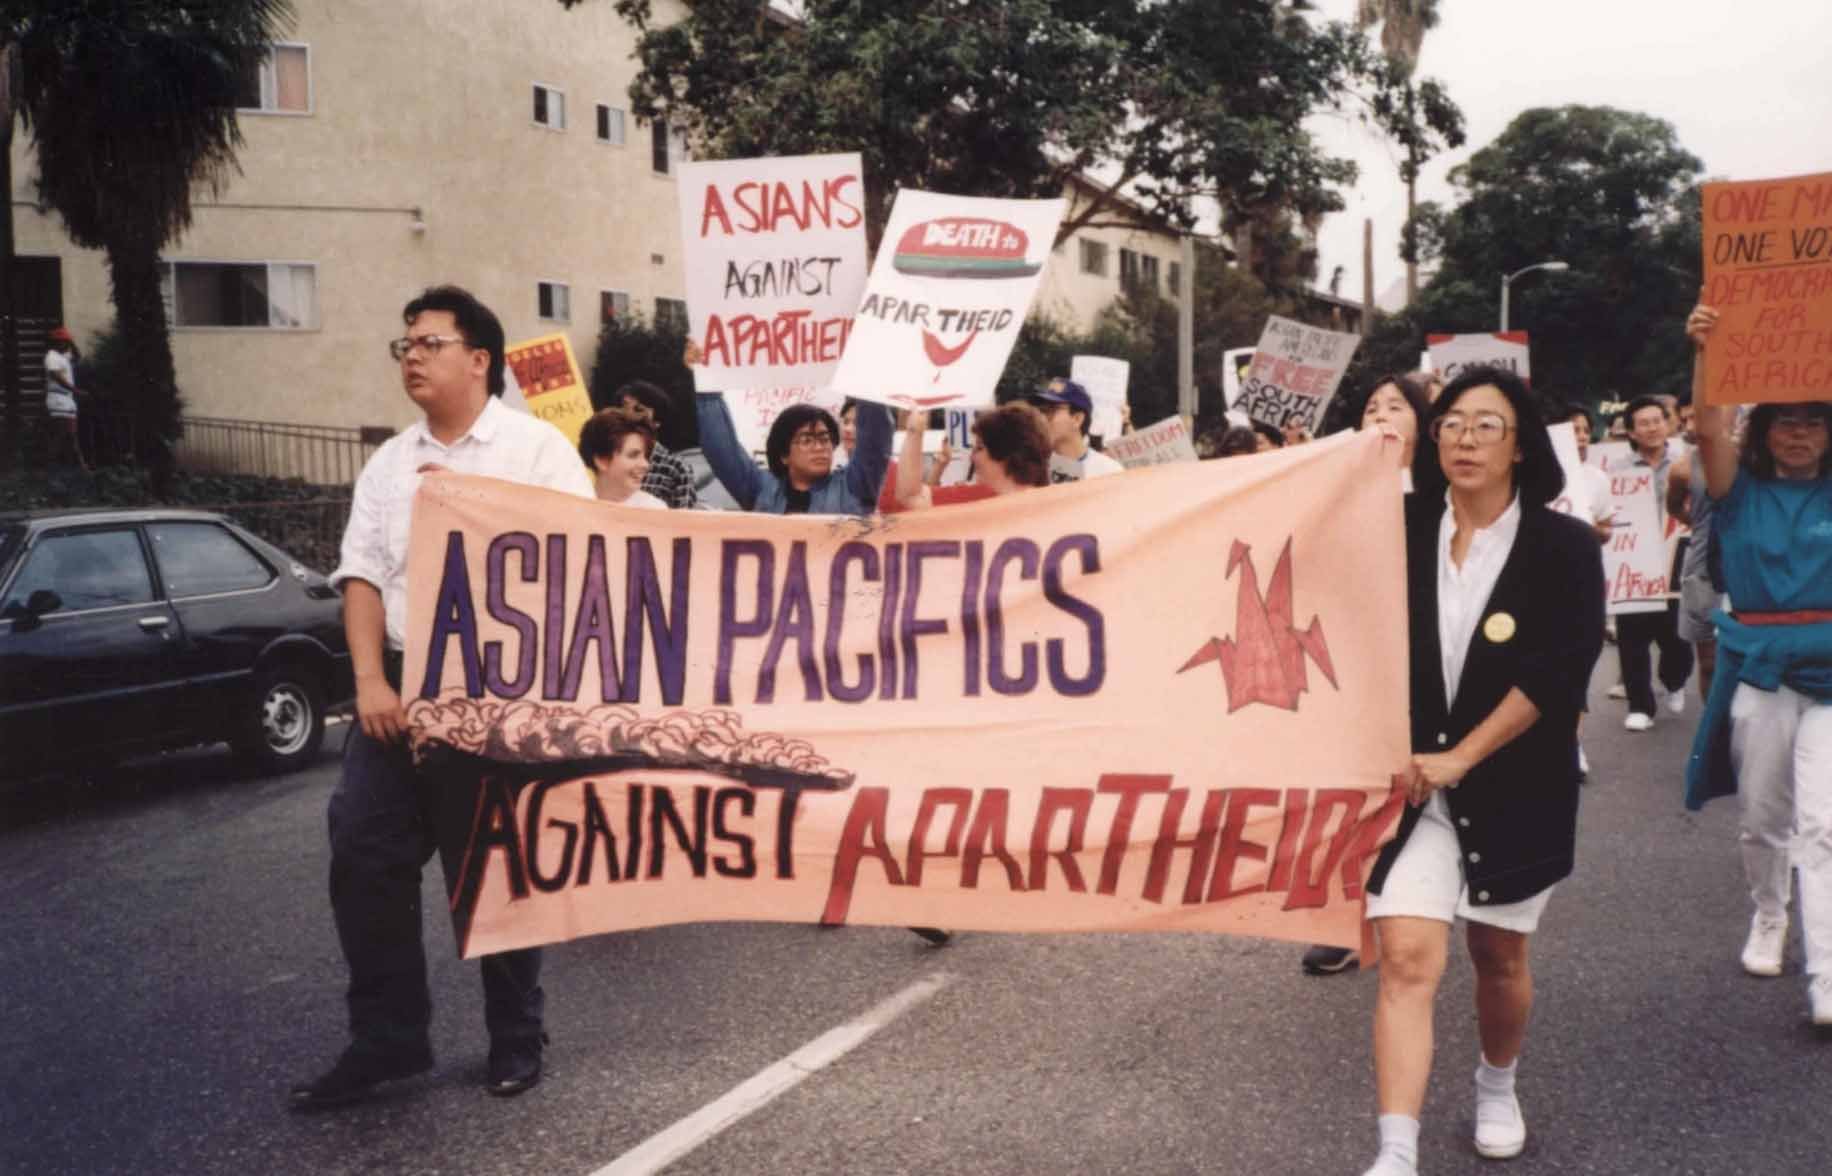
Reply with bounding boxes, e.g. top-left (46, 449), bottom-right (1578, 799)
top-left (1, 529), bottom-right (156, 615)
top-left (147, 523), bottom-right (275, 598)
